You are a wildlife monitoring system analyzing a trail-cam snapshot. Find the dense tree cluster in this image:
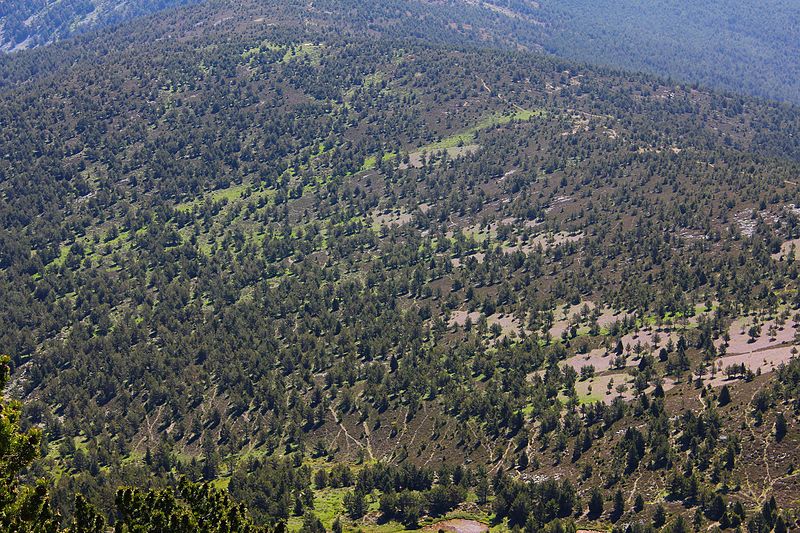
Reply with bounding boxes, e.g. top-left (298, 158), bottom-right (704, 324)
top-left (536, 0), bottom-right (800, 104)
